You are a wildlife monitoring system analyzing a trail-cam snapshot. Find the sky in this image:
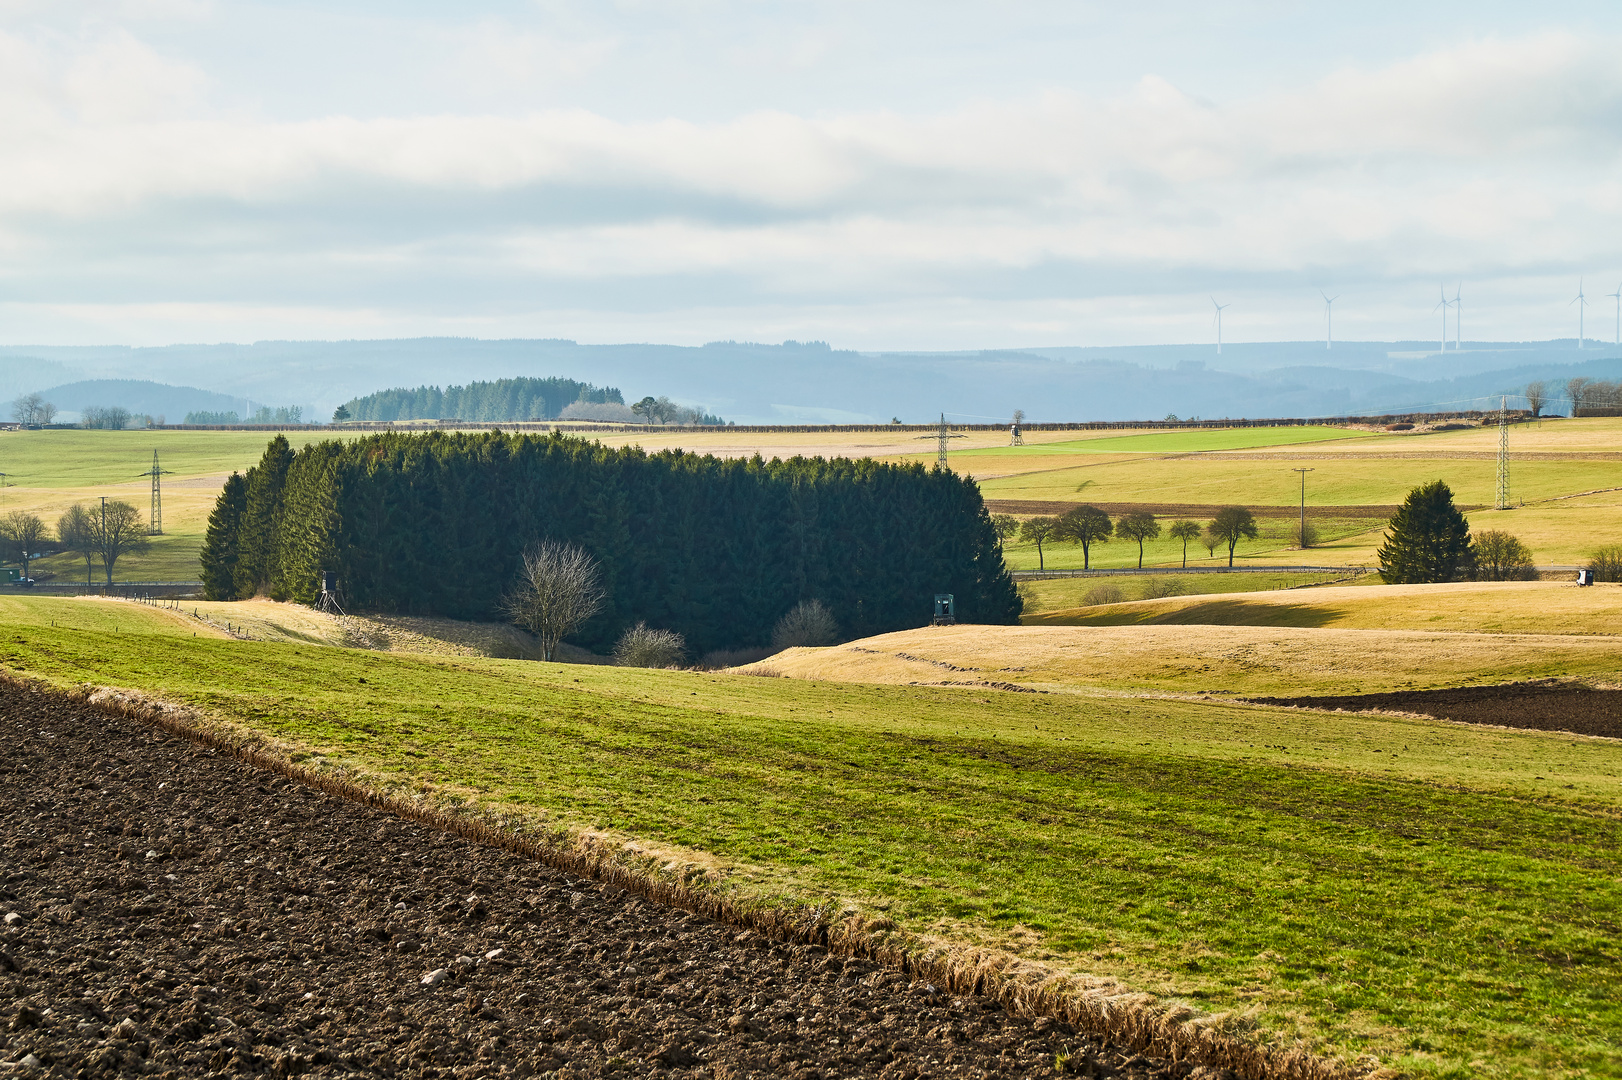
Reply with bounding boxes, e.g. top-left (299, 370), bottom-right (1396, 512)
top-left (3, 0), bottom-right (1622, 351)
